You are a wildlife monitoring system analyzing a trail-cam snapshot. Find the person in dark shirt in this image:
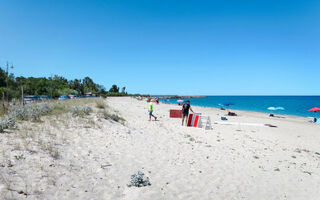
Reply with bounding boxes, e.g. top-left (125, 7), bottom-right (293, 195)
top-left (182, 100), bottom-right (194, 126)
